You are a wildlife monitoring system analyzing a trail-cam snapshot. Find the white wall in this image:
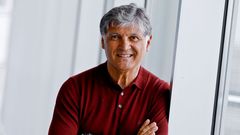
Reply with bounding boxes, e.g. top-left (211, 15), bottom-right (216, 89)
top-left (144, 0), bottom-right (180, 82)
top-left (169, 0), bottom-right (226, 135)
top-left (73, 0), bottom-right (104, 74)
top-left (2, 0), bottom-right (79, 134)
top-left (1, 0), bottom-right (108, 134)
